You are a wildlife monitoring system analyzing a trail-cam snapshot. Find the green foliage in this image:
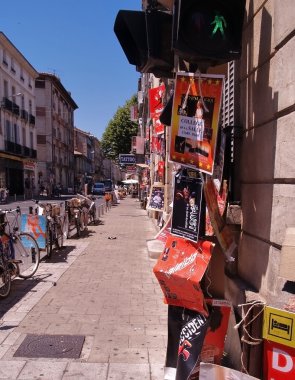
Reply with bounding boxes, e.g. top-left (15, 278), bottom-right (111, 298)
top-left (101, 95), bottom-right (138, 160)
